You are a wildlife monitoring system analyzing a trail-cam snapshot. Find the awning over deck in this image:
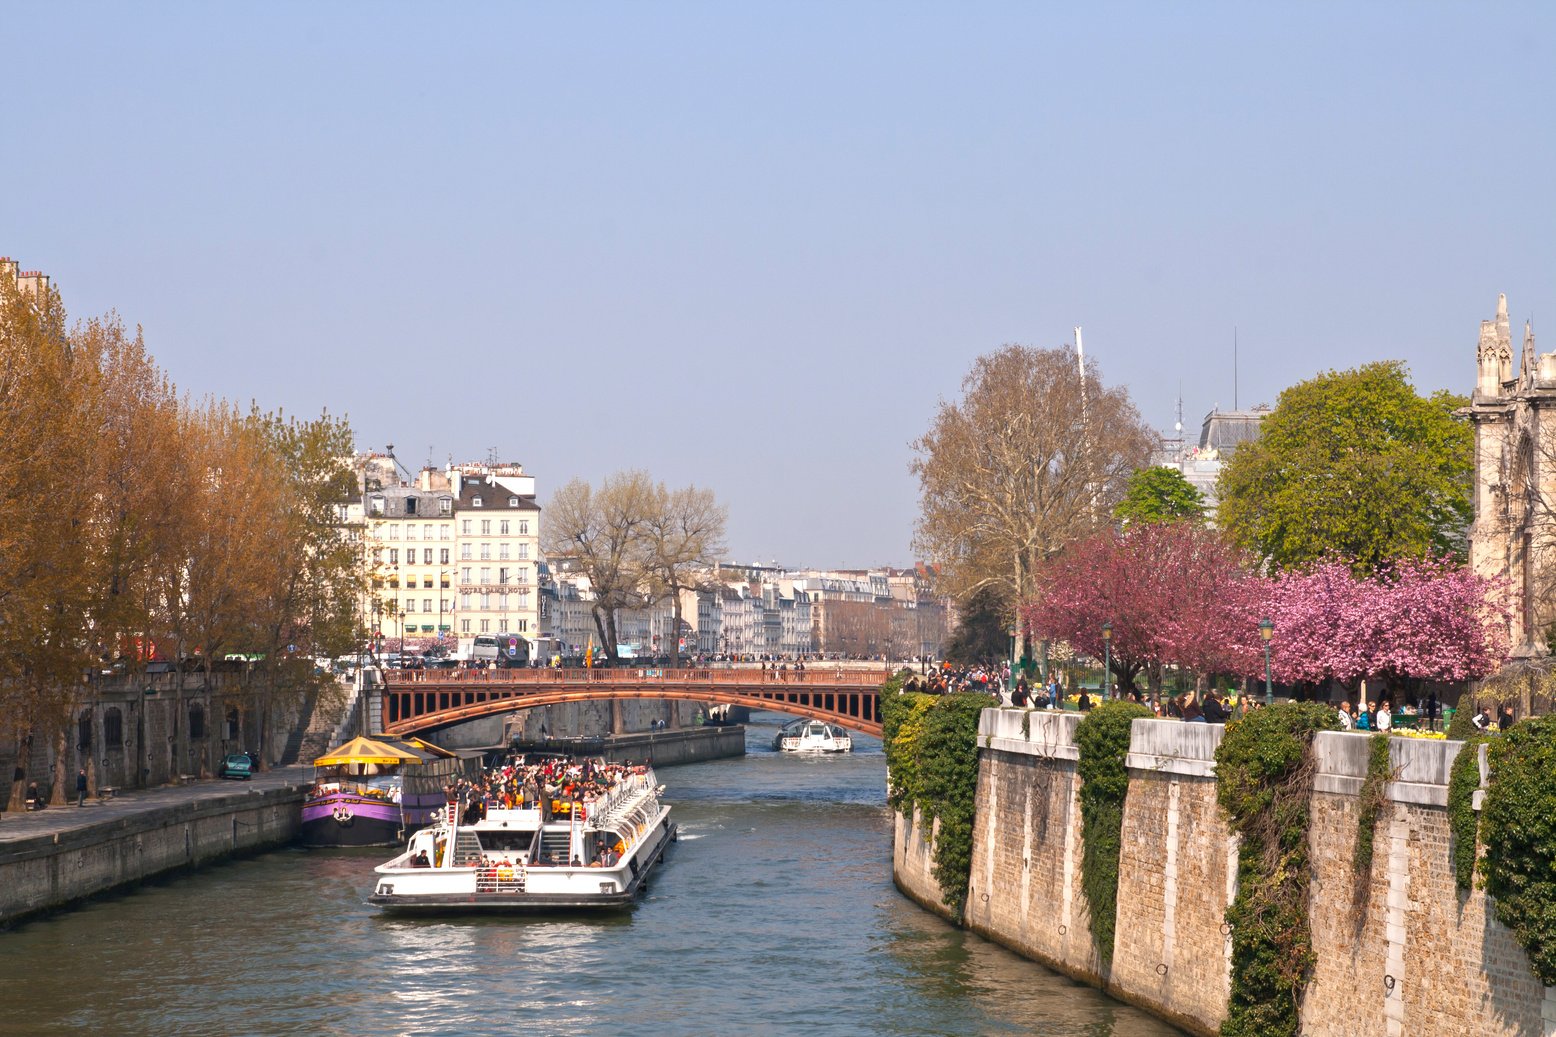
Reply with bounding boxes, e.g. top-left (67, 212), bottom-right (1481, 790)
top-left (312, 736), bottom-right (423, 768)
